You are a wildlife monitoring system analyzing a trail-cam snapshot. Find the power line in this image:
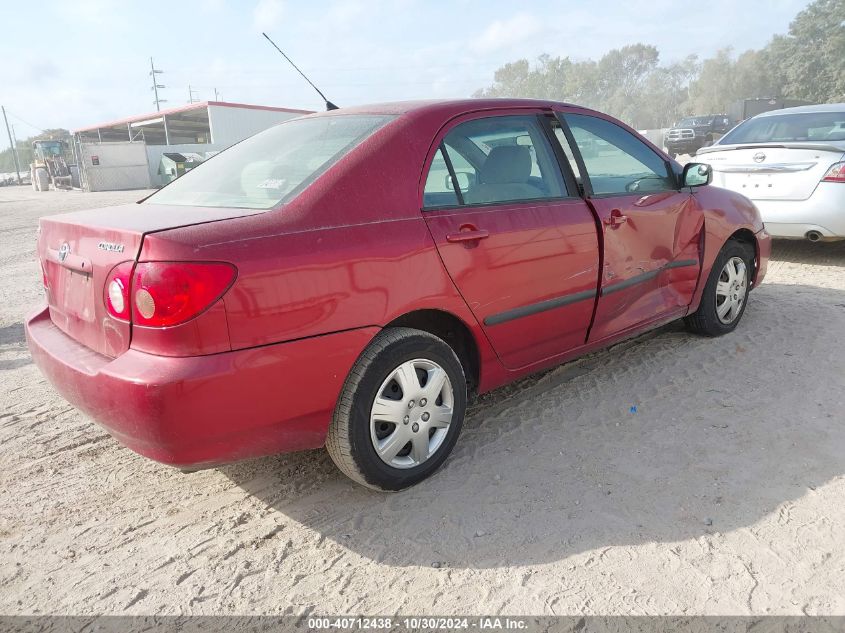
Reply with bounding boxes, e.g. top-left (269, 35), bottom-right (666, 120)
top-left (4, 109), bottom-right (45, 134)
